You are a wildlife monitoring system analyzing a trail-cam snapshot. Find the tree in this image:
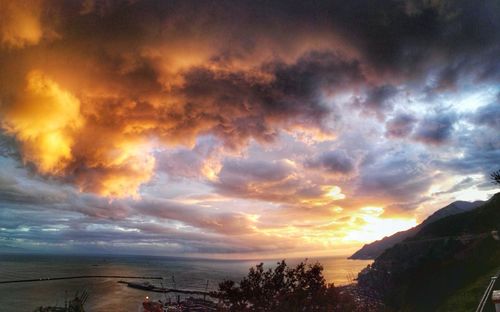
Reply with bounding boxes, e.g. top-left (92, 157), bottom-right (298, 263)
top-left (492, 170), bottom-right (500, 185)
top-left (212, 260), bottom-right (361, 312)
